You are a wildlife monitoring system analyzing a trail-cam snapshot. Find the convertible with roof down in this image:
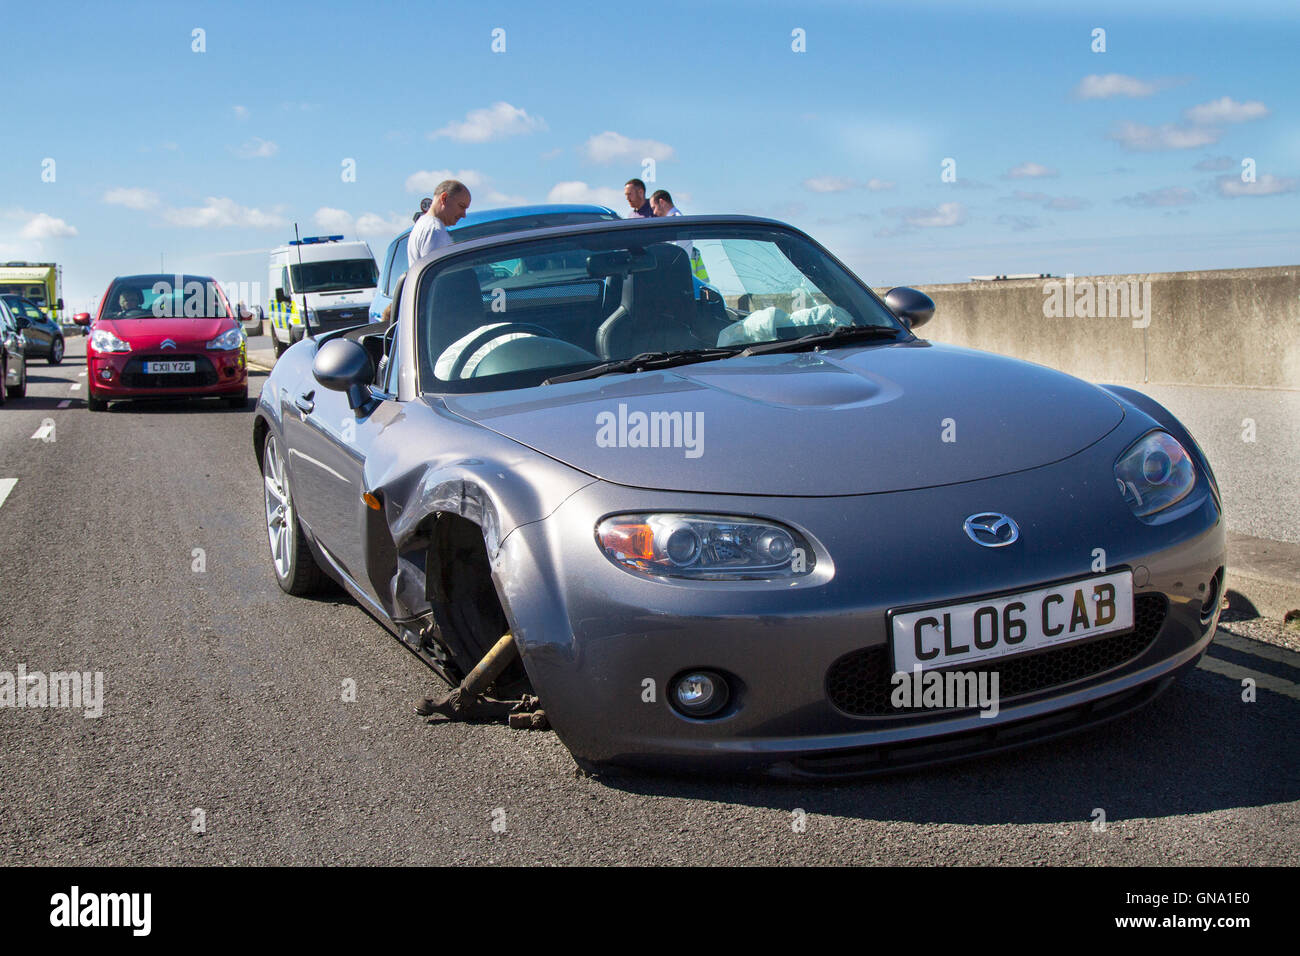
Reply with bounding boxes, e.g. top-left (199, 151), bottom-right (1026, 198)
top-left (252, 215), bottom-right (1225, 778)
